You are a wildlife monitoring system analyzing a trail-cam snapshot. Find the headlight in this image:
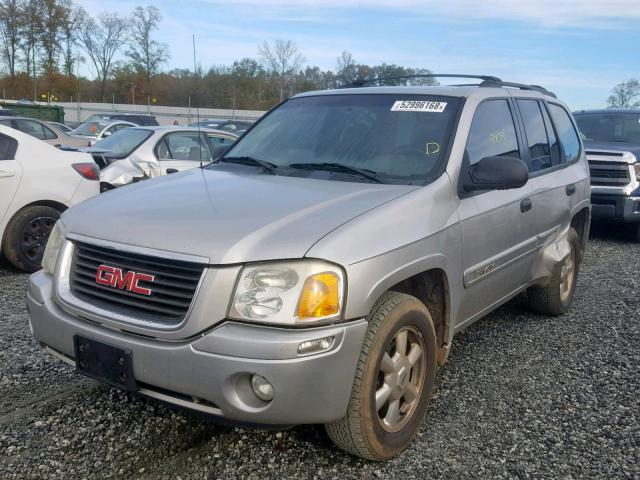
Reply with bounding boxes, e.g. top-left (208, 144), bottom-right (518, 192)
top-left (634, 162), bottom-right (640, 180)
top-left (229, 261), bottom-right (345, 326)
top-left (41, 221), bottom-right (66, 275)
